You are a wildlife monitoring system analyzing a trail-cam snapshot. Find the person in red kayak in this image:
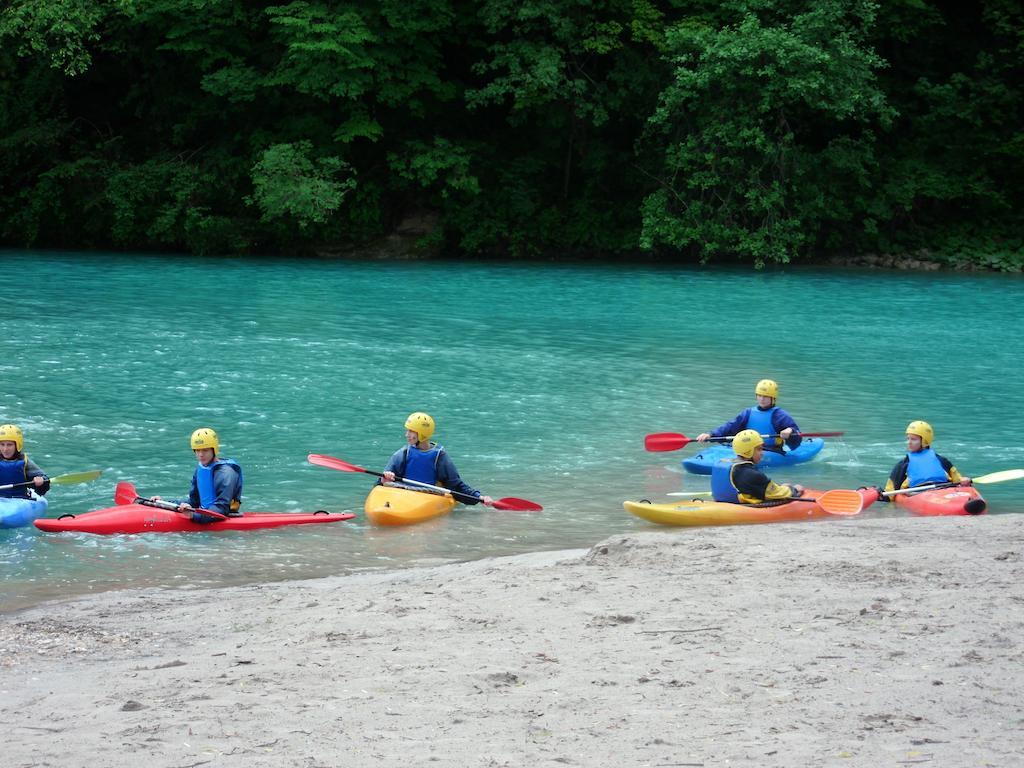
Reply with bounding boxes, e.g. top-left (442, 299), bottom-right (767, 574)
top-left (380, 412), bottom-right (494, 506)
top-left (0, 424), bottom-right (50, 499)
top-left (878, 421), bottom-right (972, 499)
top-left (711, 429), bottom-right (805, 504)
top-left (153, 428), bottom-right (243, 523)
top-left (696, 379), bottom-right (802, 454)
